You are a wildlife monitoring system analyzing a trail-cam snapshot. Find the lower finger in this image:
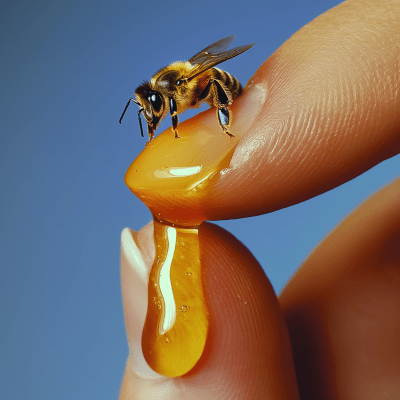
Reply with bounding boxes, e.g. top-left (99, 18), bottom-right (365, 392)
top-left (120, 222), bottom-right (300, 399)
